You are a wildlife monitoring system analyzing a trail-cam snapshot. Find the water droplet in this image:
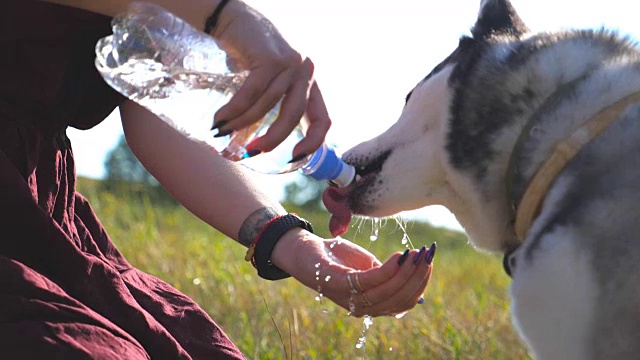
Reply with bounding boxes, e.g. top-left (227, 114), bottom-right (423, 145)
top-left (401, 233), bottom-right (409, 245)
top-left (355, 315), bottom-right (374, 350)
top-left (393, 216), bottom-right (415, 248)
top-left (370, 218), bottom-right (381, 241)
top-left (347, 294), bottom-right (356, 316)
top-left (315, 286), bottom-right (323, 302)
top-left (325, 275), bottom-right (332, 282)
top-left (394, 312), bottom-right (407, 319)
top-left (314, 263), bottom-right (321, 280)
top-left (364, 316), bottom-right (374, 328)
